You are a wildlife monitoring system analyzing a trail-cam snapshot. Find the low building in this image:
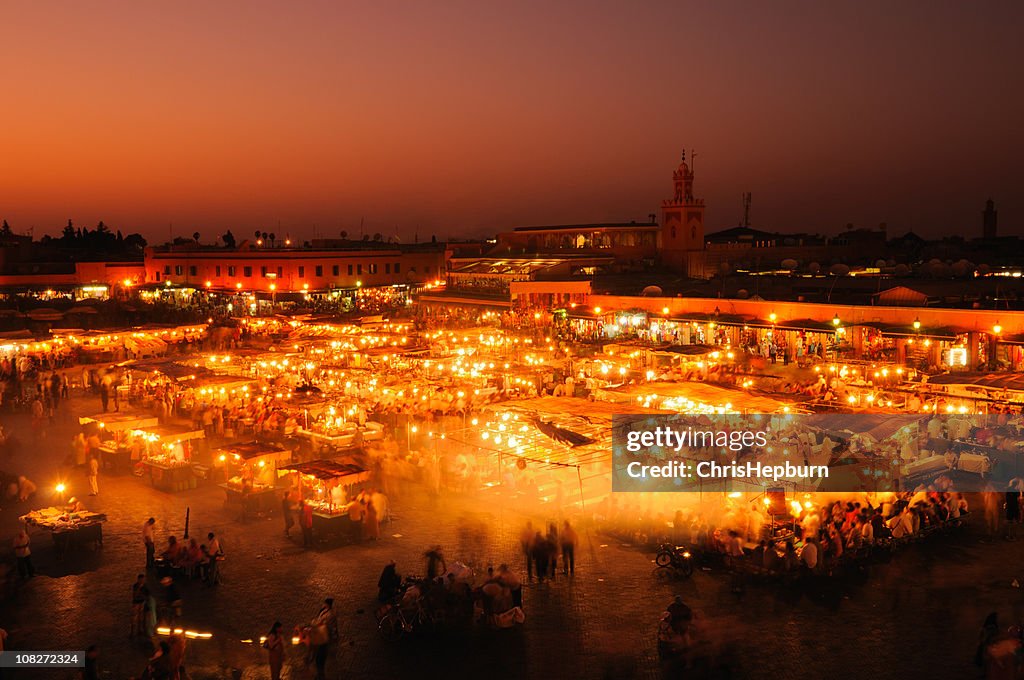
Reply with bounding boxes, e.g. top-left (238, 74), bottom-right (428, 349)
top-left (143, 241), bottom-right (447, 294)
